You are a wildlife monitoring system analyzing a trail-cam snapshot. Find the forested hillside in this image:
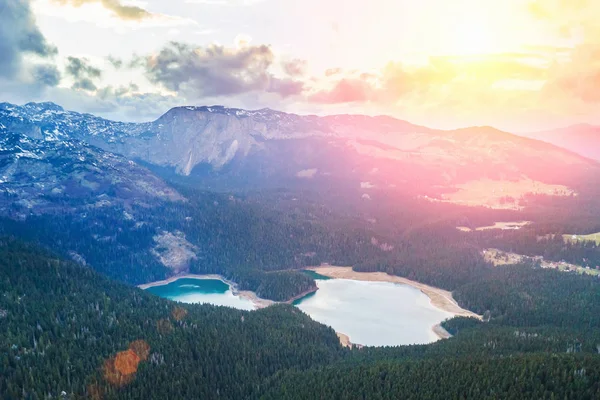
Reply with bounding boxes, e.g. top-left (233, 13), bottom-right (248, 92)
top-left (0, 238), bottom-right (343, 399)
top-left (1, 239), bottom-right (600, 399)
